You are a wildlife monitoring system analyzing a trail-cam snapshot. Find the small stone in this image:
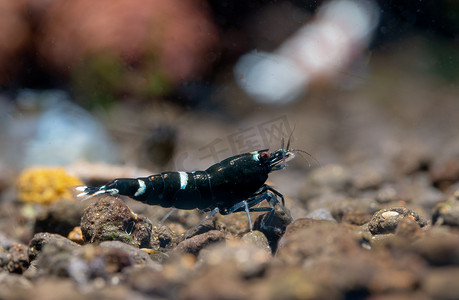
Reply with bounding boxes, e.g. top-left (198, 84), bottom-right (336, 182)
top-left (198, 240), bottom-right (271, 278)
top-left (276, 218), bottom-right (361, 264)
top-left (99, 241), bottom-right (159, 267)
top-left (423, 267), bottom-right (459, 299)
top-left (6, 243), bottom-right (29, 274)
top-left (67, 226), bottom-right (84, 244)
top-left (241, 230), bottom-right (270, 253)
top-left (432, 190), bottom-right (459, 226)
top-left (331, 197), bottom-right (380, 222)
top-left (0, 242), bottom-right (29, 274)
top-left (305, 208), bottom-right (337, 222)
top-left (33, 236), bottom-right (82, 278)
top-left (33, 239), bottom-right (157, 285)
top-left (351, 165), bottom-right (384, 190)
top-left (80, 196), bottom-right (152, 248)
top-left (376, 184), bottom-right (400, 203)
top-left (431, 157), bottom-right (459, 191)
top-left (395, 216), bottom-right (422, 237)
top-left (368, 207), bottom-right (427, 235)
top-left (151, 224), bottom-right (181, 250)
top-left (23, 278), bottom-right (84, 299)
top-left (254, 210), bottom-right (291, 253)
top-left (411, 231), bottom-right (459, 265)
top-left (341, 212), bottom-right (372, 225)
top-left (312, 164), bottom-right (352, 190)
top-left (28, 232), bottom-right (80, 261)
top-left (179, 260), bottom-right (249, 300)
top-left (298, 164), bottom-right (351, 201)
top-left (394, 143), bottom-right (431, 175)
top-left (280, 218), bottom-right (336, 238)
top-left (174, 230), bottom-right (225, 256)
top-left (370, 233), bottom-right (397, 248)
top-left (0, 272), bottom-right (33, 292)
top-left (304, 191), bottom-right (347, 213)
top-left (127, 265), bottom-right (174, 298)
